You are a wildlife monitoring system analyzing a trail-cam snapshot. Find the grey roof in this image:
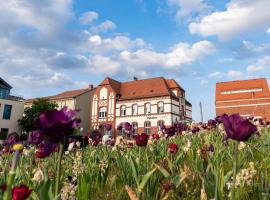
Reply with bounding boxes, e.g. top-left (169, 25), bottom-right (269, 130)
top-left (0, 77), bottom-right (12, 89)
